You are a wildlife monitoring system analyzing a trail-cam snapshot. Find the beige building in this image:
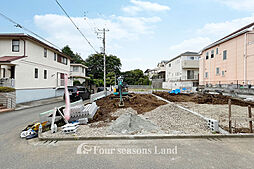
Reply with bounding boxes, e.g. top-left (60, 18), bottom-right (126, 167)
top-left (0, 33), bottom-right (72, 103)
top-left (70, 63), bottom-right (89, 85)
top-left (163, 52), bottom-right (199, 90)
top-left (200, 22), bottom-right (254, 86)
